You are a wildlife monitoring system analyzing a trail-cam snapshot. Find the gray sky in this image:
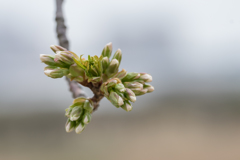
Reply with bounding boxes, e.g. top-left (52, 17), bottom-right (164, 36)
top-left (0, 0), bottom-right (239, 114)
